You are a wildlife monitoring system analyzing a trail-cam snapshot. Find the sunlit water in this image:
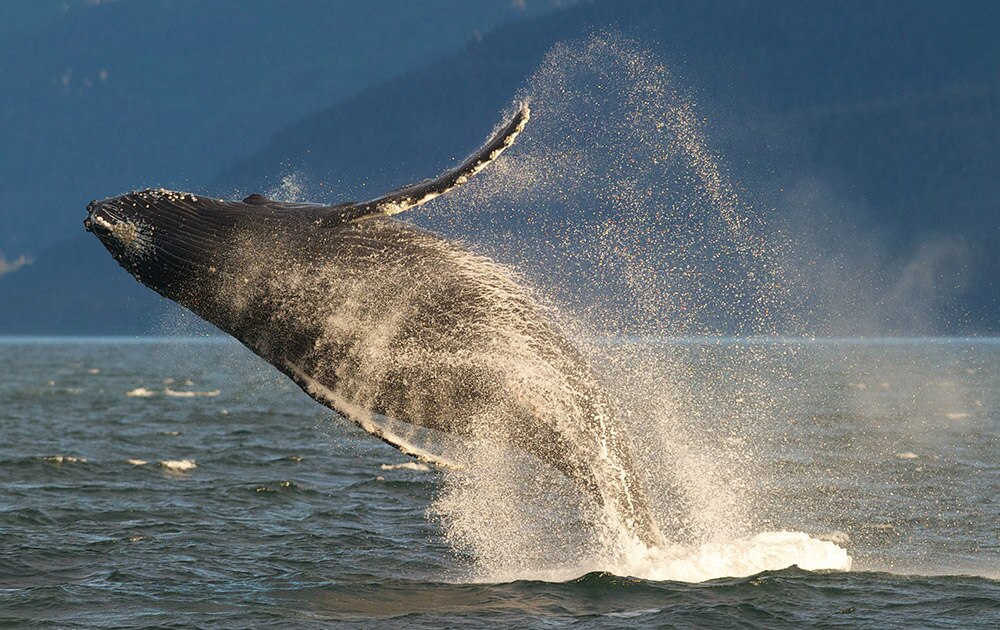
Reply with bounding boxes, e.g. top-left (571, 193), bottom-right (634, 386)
top-left (2, 337), bottom-right (997, 628)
